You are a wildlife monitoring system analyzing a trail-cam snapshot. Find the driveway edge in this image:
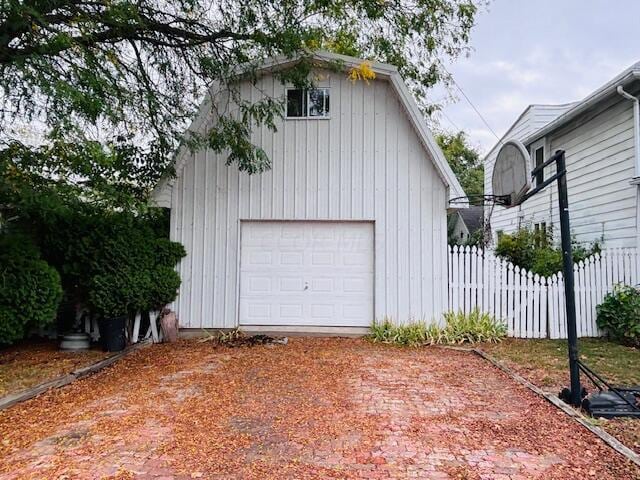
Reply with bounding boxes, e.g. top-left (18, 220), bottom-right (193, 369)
top-left (472, 348), bottom-right (640, 468)
top-left (0, 340), bottom-right (151, 411)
